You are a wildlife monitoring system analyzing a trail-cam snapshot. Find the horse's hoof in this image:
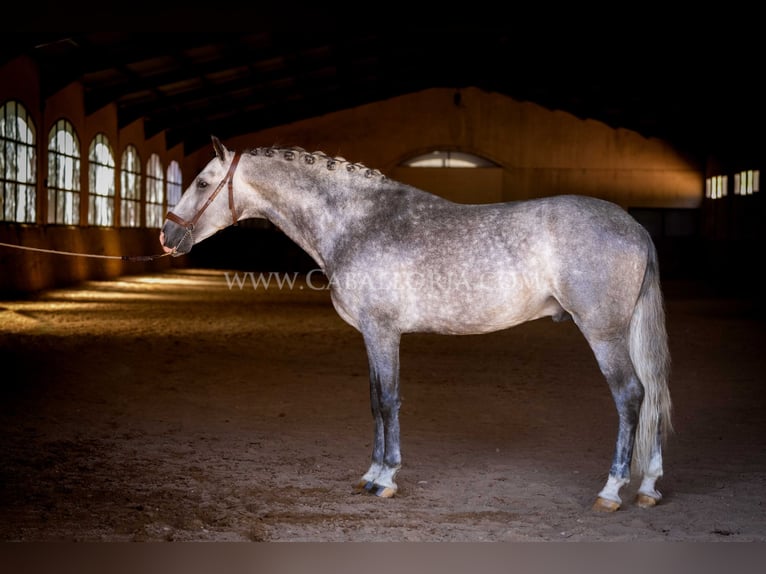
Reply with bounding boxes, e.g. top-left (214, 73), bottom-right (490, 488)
top-left (375, 486), bottom-right (397, 498)
top-left (635, 493), bottom-right (659, 508)
top-left (356, 480), bottom-right (396, 498)
top-left (592, 497), bottom-right (621, 512)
